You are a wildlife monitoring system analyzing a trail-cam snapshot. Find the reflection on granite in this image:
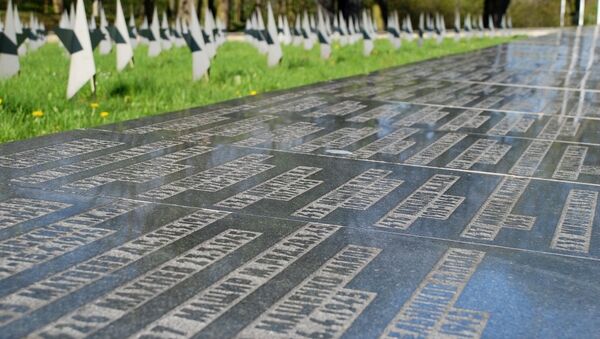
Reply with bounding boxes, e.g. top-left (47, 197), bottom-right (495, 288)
top-left (1, 29), bottom-right (600, 338)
